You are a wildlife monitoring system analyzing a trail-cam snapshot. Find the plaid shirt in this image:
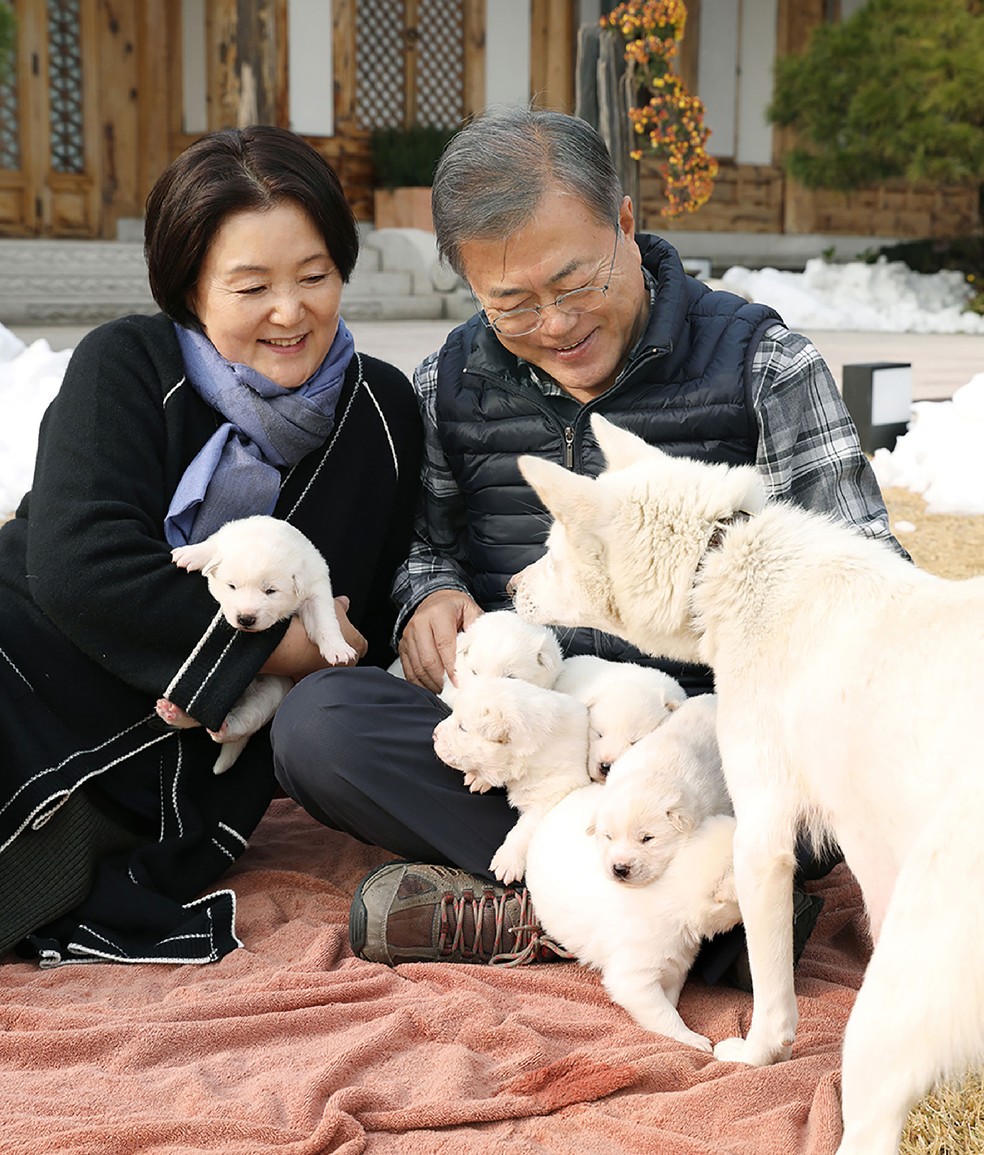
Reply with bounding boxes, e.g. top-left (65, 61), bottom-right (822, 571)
top-left (391, 320), bottom-right (904, 640)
